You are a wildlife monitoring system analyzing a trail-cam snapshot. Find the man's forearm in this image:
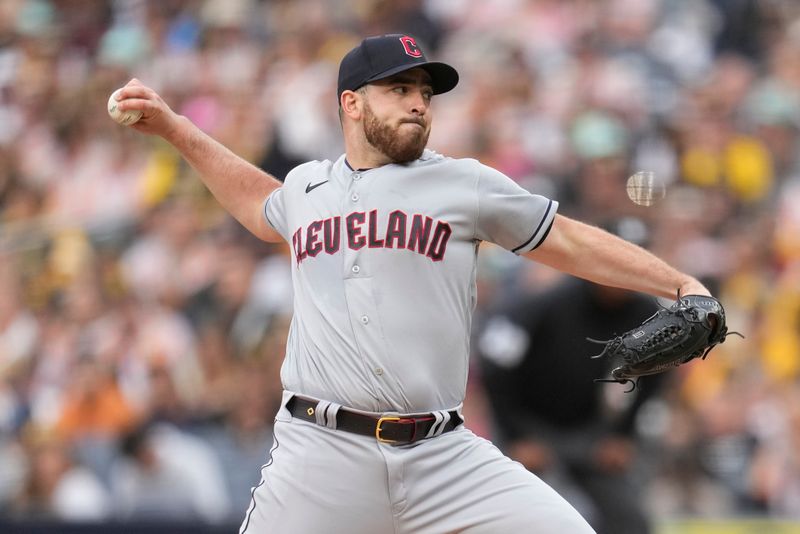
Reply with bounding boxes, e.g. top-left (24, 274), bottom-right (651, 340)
top-left (164, 115), bottom-right (283, 242)
top-left (526, 215), bottom-right (708, 299)
top-left (111, 79), bottom-right (284, 242)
